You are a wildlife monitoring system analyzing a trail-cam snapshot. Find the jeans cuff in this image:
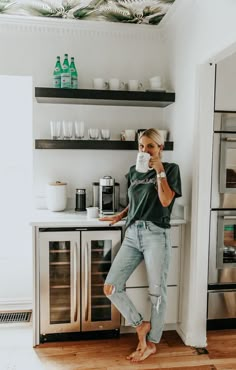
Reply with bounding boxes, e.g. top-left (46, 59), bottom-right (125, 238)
top-left (147, 334), bottom-right (160, 344)
top-left (131, 315), bottom-right (143, 328)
